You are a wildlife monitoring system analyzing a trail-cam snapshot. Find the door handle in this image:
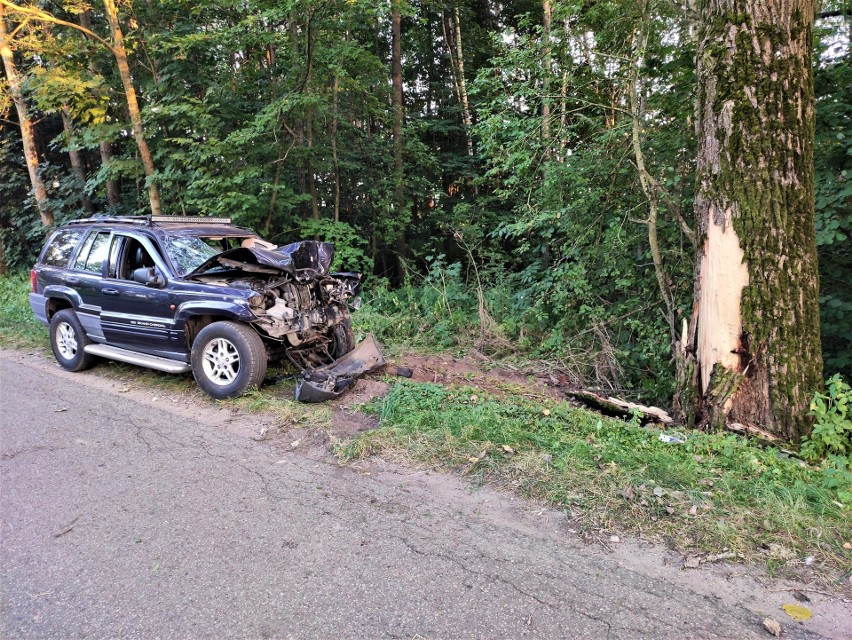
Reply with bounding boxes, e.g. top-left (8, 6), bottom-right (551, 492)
top-left (102, 288), bottom-right (120, 296)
